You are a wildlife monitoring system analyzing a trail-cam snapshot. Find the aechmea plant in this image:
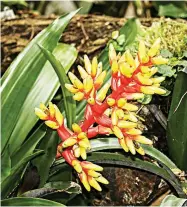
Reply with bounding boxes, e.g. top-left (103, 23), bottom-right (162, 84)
top-left (35, 38), bottom-right (167, 192)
